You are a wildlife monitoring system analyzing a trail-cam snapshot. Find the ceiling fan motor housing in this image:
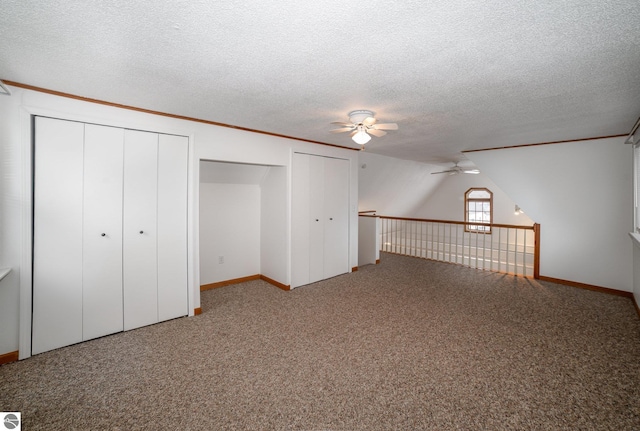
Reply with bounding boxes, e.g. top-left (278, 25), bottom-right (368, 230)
top-left (348, 110), bottom-right (375, 124)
